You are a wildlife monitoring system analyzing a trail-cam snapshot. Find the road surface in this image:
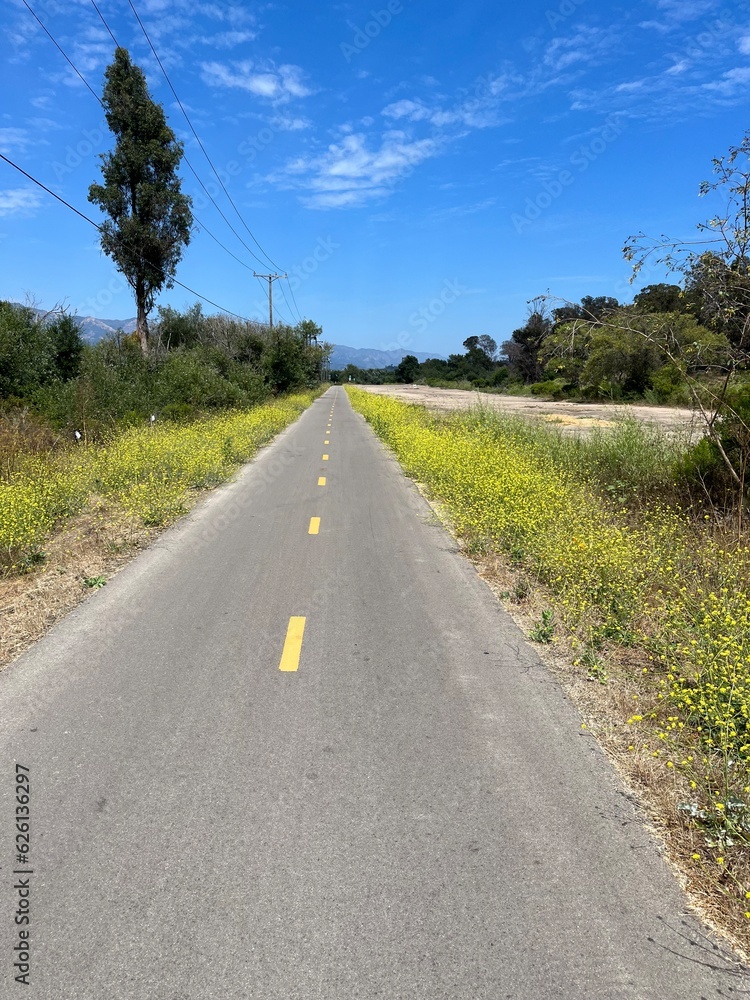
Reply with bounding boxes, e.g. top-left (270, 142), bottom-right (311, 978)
top-left (0, 387), bottom-right (744, 998)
